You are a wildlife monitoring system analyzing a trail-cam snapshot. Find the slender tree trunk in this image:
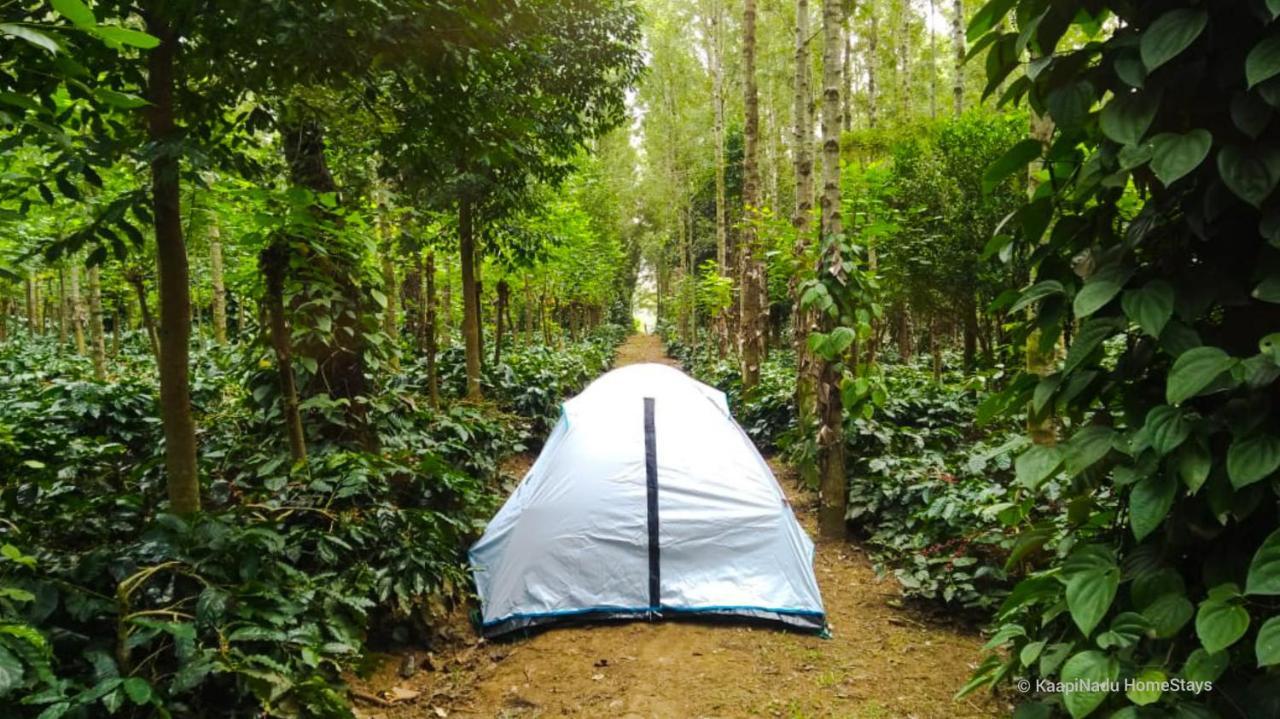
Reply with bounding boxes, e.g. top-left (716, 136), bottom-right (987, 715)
top-left (144, 8), bottom-right (199, 514)
top-left (793, 0), bottom-right (820, 488)
top-left (740, 0), bottom-right (765, 390)
top-left (69, 261), bottom-right (86, 356)
top-left (817, 0), bottom-right (847, 539)
top-left (441, 267), bottom-right (452, 346)
top-left (130, 274), bottom-right (161, 360)
top-left (376, 205), bottom-right (396, 363)
top-left (459, 197), bottom-right (482, 400)
top-left (930, 319), bottom-right (942, 382)
top-left (493, 279), bottom-right (509, 367)
top-left (261, 242), bottom-right (308, 464)
top-left (952, 0), bottom-right (965, 115)
top-left (57, 267), bottom-right (68, 347)
top-left (25, 274), bottom-right (36, 336)
top-left (867, 9), bottom-right (880, 128)
top-left (1027, 109), bottom-right (1058, 446)
top-left (929, 0), bottom-right (939, 119)
top-left (842, 16), bottom-right (853, 132)
top-left (522, 275), bottom-right (533, 344)
top-left (425, 250), bottom-right (439, 408)
top-left (963, 296), bottom-right (978, 370)
top-left (209, 222), bottom-right (228, 345)
top-left (88, 265), bottom-right (106, 381)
